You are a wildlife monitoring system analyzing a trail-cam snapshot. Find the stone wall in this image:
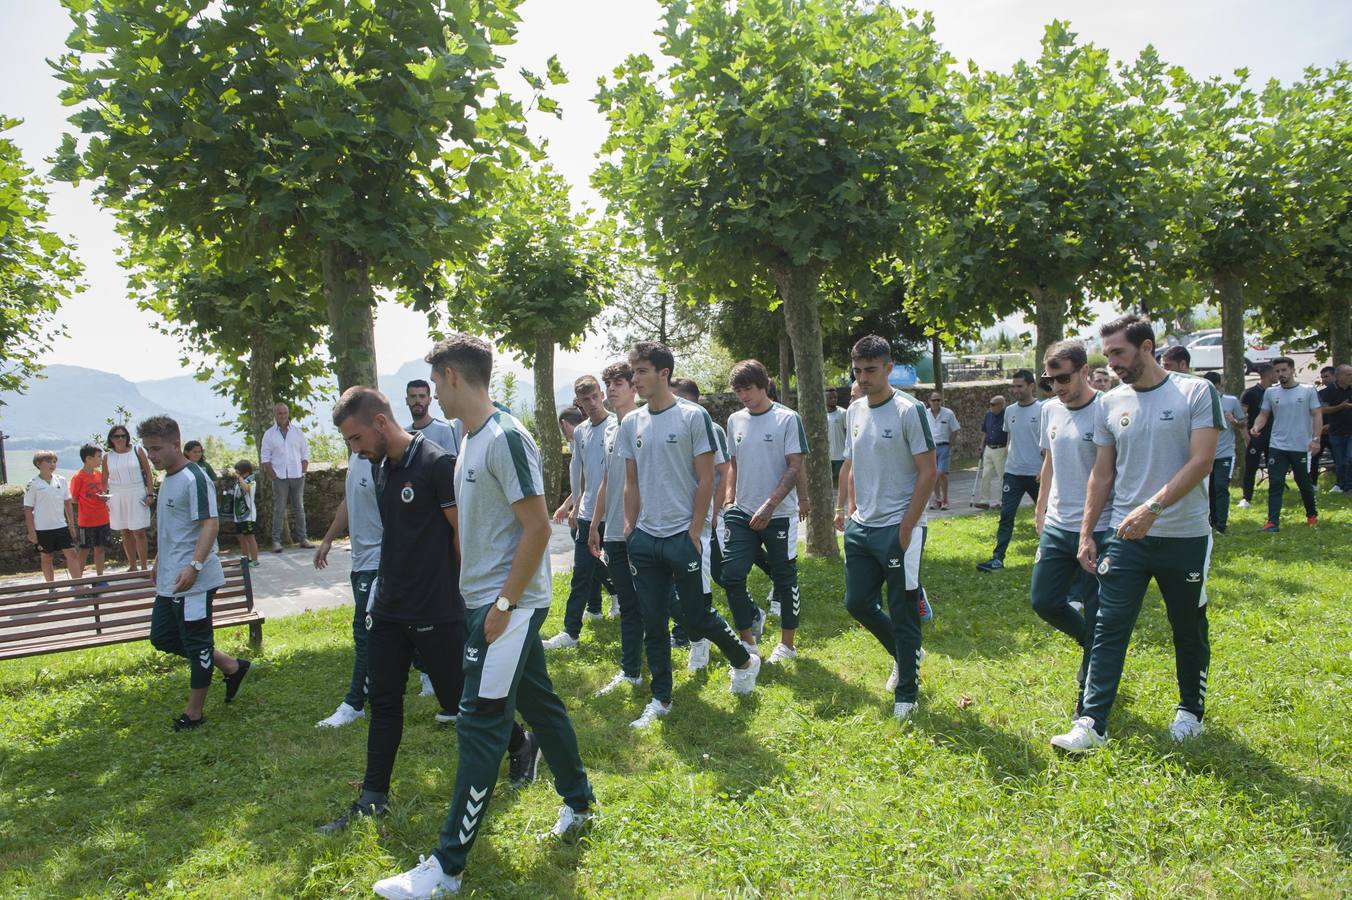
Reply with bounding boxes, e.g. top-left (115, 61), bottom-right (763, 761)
top-left (697, 381), bottom-right (1004, 462)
